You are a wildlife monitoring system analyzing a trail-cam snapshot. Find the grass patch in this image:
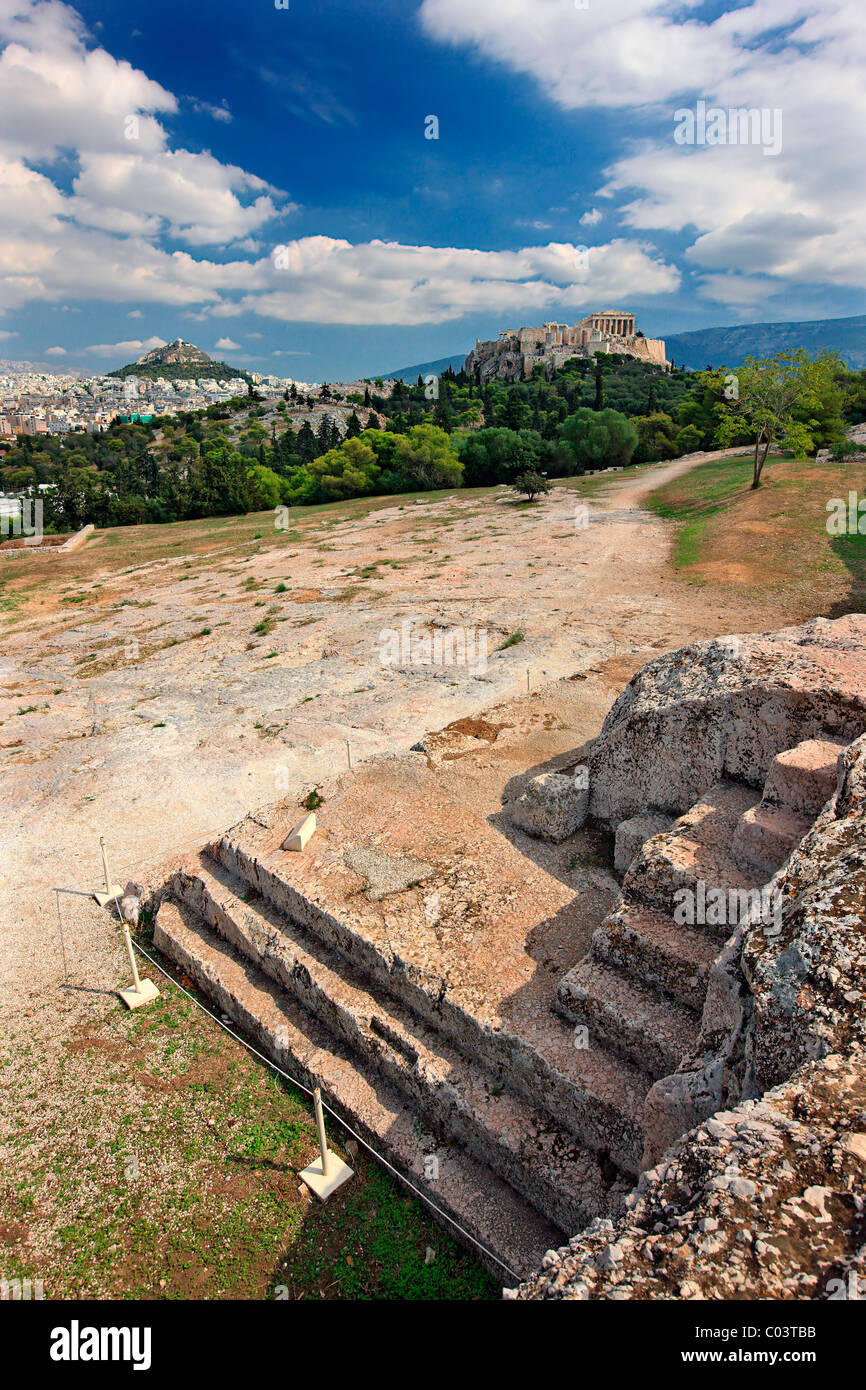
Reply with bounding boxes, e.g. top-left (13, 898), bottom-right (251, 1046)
top-left (647, 453), bottom-right (866, 615)
top-left (0, 976), bottom-right (495, 1300)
